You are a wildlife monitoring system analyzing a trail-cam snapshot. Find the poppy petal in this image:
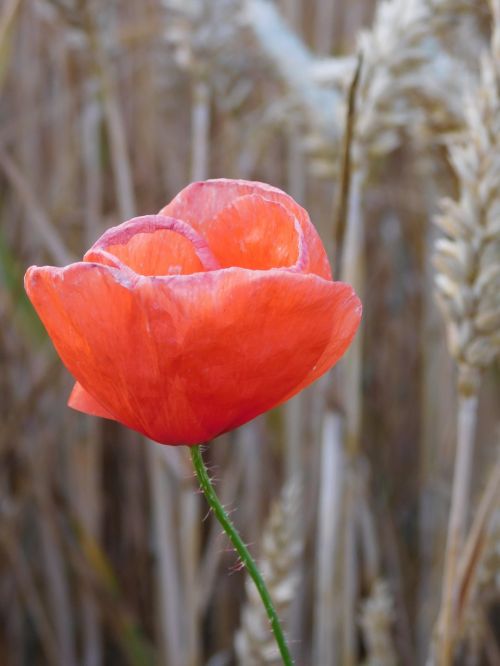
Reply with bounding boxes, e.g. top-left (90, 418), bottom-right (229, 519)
top-left (69, 382), bottom-right (117, 420)
top-left (25, 262), bottom-right (142, 434)
top-left (25, 263), bottom-right (358, 445)
top-left (185, 194), bottom-right (307, 271)
top-left (85, 215), bottom-right (219, 275)
top-left (160, 179), bottom-right (331, 279)
top-left (280, 287), bottom-right (362, 403)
